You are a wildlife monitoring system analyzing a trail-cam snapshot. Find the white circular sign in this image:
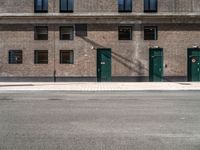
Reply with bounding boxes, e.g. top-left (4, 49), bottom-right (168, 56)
top-left (192, 58), bottom-right (196, 63)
